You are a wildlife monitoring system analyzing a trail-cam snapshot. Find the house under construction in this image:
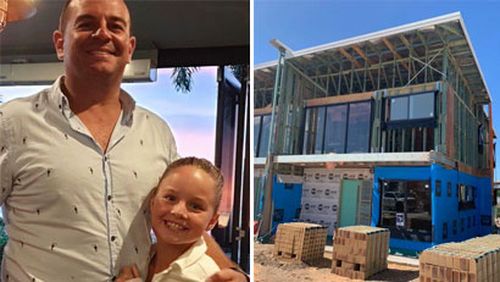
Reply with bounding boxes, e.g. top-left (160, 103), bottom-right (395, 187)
top-left (254, 12), bottom-right (495, 252)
